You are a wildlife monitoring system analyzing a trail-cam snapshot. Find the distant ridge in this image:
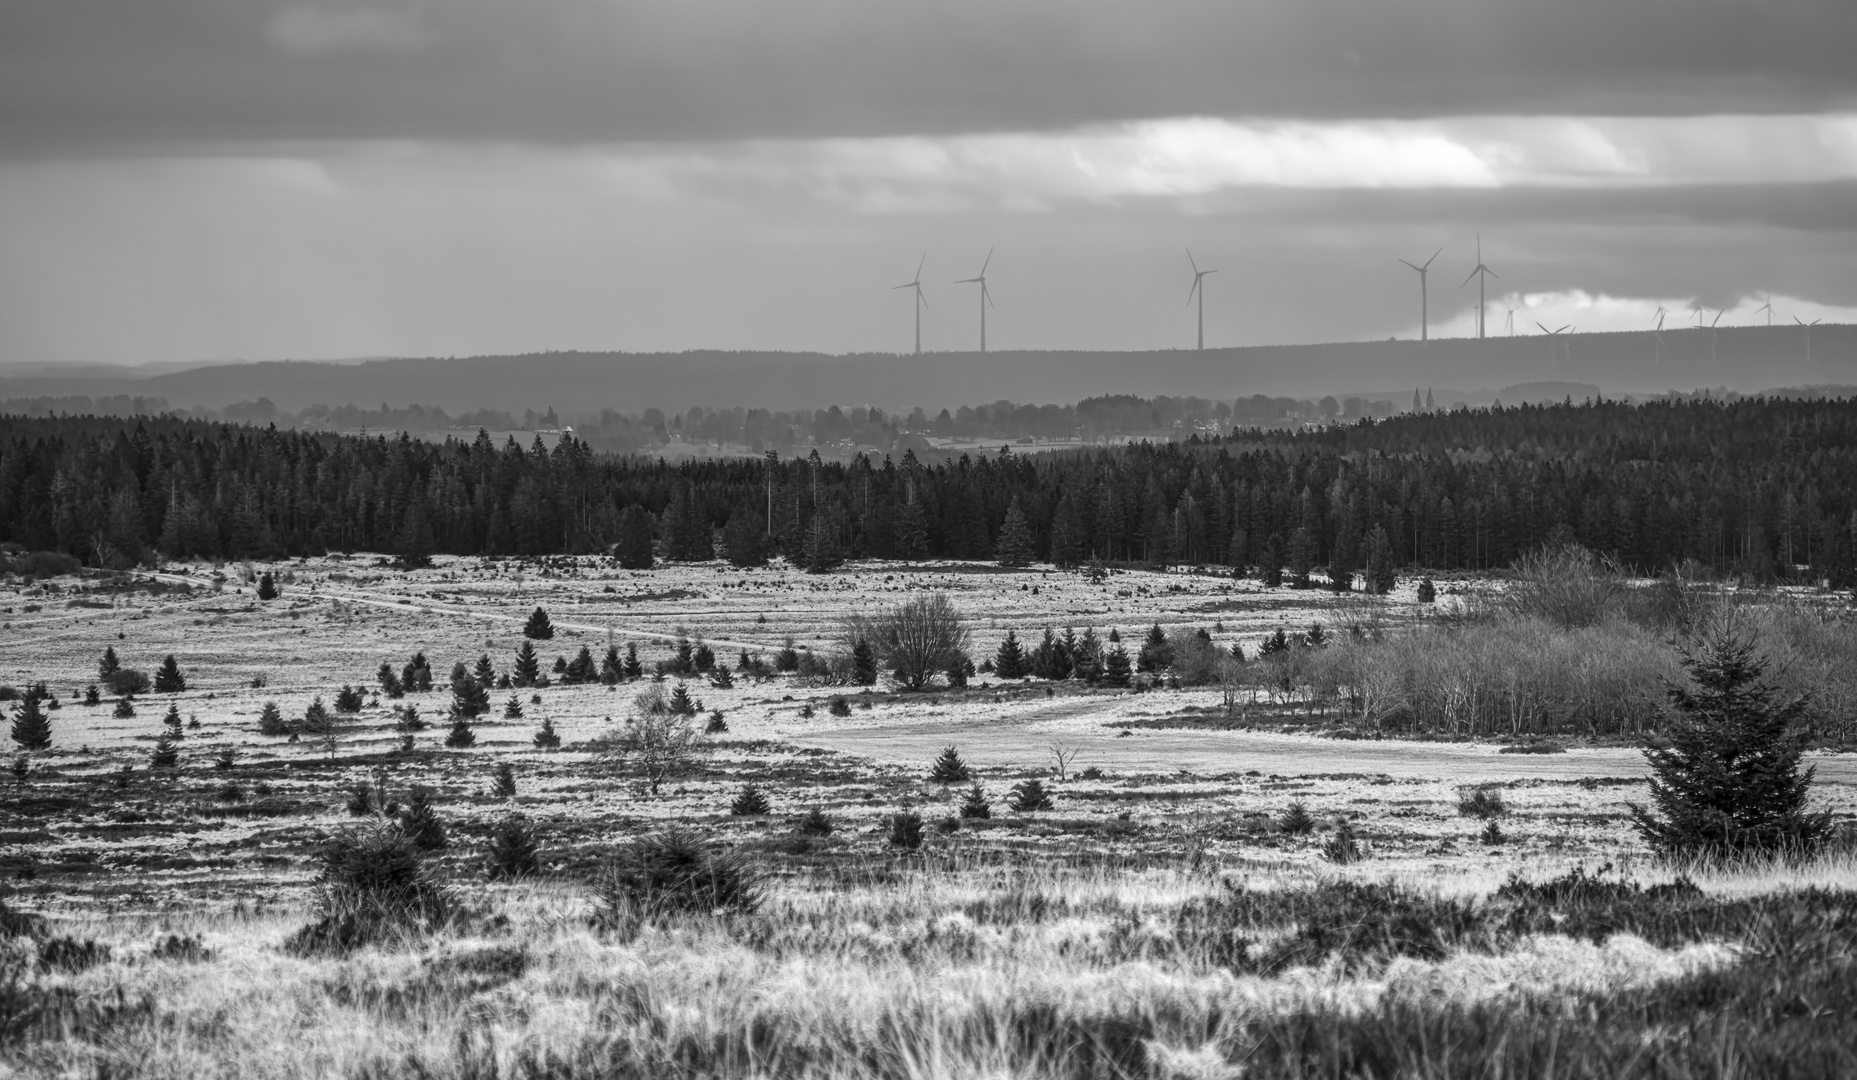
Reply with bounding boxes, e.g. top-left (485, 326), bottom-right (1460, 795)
top-left (3, 325), bottom-right (1851, 415)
